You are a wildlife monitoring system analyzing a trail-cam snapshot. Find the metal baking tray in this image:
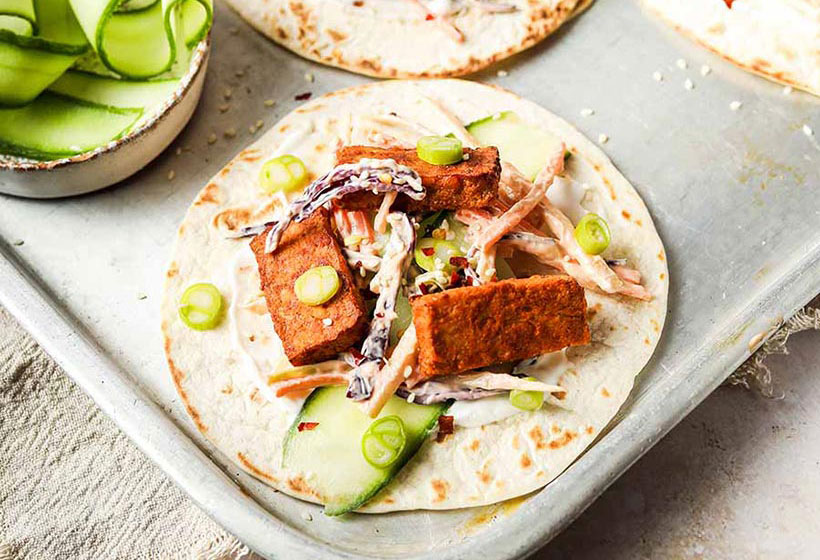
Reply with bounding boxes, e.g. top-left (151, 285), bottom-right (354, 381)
top-left (0, 1), bottom-right (817, 558)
